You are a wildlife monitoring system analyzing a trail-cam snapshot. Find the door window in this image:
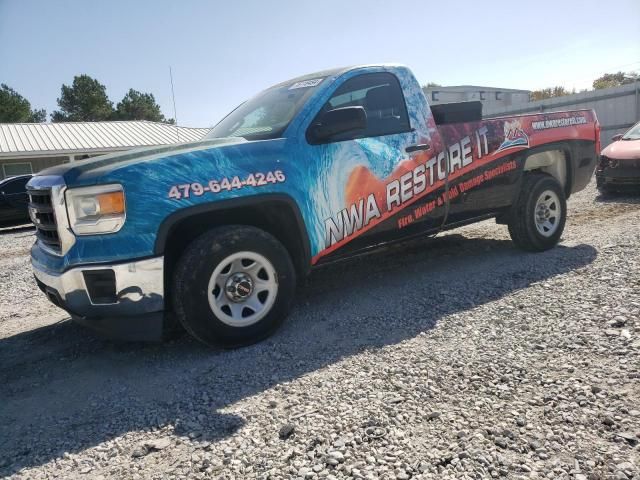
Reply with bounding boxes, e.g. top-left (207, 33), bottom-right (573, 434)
top-left (309, 72), bottom-right (411, 143)
top-left (2, 176), bottom-right (29, 194)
